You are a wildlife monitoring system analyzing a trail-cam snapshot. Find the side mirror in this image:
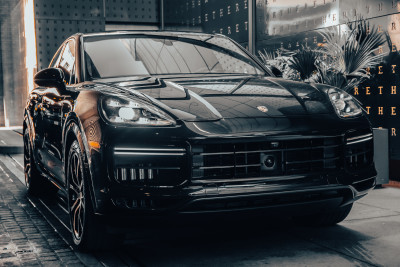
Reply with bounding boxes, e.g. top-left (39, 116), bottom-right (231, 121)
top-left (34, 68), bottom-right (65, 88)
